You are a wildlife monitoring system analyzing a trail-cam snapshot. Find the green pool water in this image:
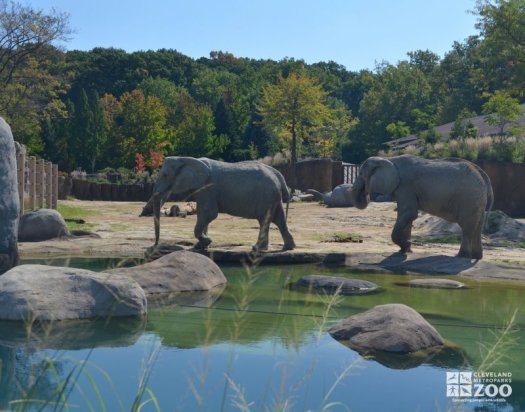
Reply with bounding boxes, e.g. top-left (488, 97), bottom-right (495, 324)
top-left (2, 258), bottom-right (524, 411)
